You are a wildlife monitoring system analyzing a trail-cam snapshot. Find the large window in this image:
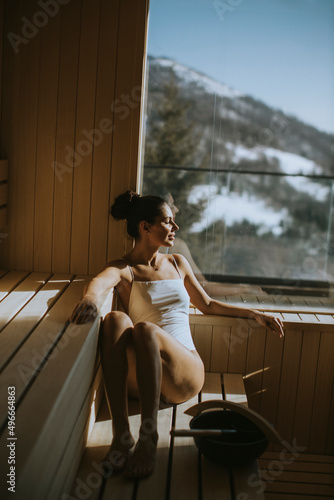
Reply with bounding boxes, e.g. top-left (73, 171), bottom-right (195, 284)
top-left (140, 0), bottom-right (334, 287)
